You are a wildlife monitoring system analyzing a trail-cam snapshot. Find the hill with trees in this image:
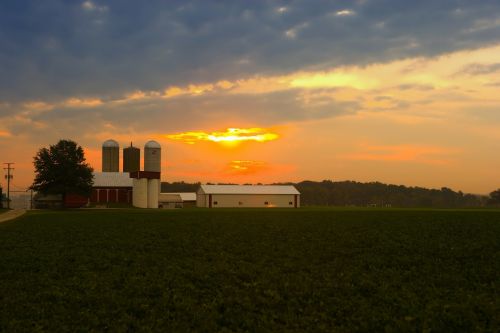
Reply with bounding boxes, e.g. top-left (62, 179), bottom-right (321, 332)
top-left (162, 180), bottom-right (495, 208)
